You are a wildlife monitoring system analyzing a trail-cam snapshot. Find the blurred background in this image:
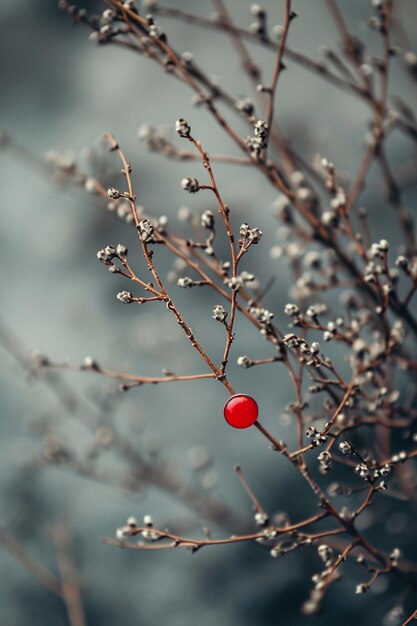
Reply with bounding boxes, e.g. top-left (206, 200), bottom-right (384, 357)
top-left (1, 1), bottom-right (417, 624)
